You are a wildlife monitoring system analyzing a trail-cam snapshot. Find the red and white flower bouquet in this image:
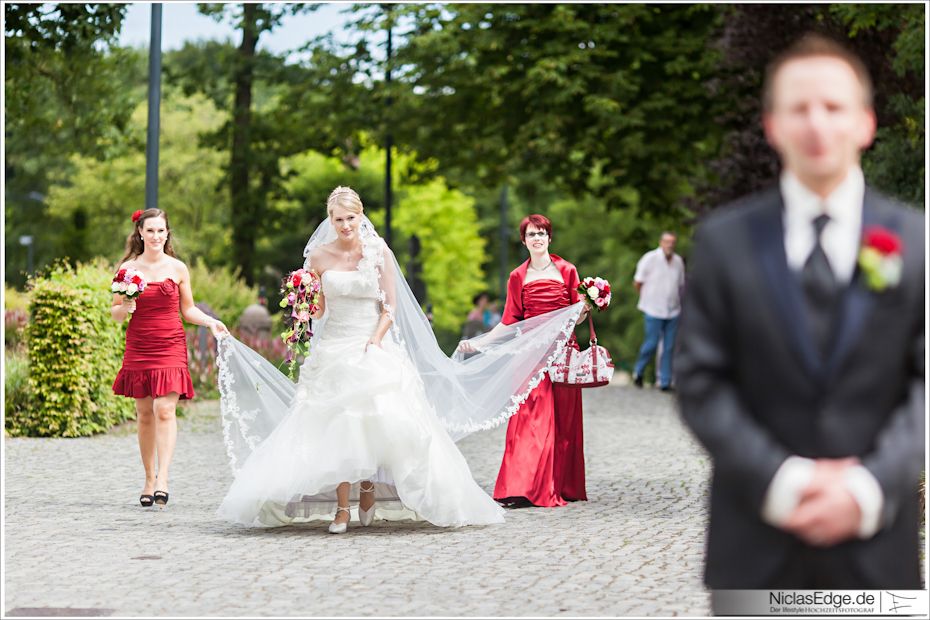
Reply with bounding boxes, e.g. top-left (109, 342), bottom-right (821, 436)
top-left (578, 276), bottom-right (612, 311)
top-left (111, 268), bottom-right (148, 313)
